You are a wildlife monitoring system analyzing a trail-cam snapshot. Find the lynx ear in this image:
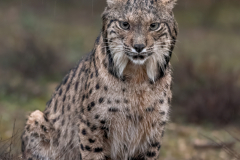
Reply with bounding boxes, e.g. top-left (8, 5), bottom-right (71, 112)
top-left (107, 0), bottom-right (120, 7)
top-left (160, 0), bottom-right (177, 10)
